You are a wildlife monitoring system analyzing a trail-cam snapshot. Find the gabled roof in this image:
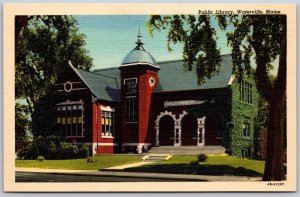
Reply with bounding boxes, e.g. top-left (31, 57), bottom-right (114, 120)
top-left (69, 62), bottom-right (120, 102)
top-left (70, 54), bottom-right (234, 102)
top-left (155, 54), bottom-right (234, 92)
